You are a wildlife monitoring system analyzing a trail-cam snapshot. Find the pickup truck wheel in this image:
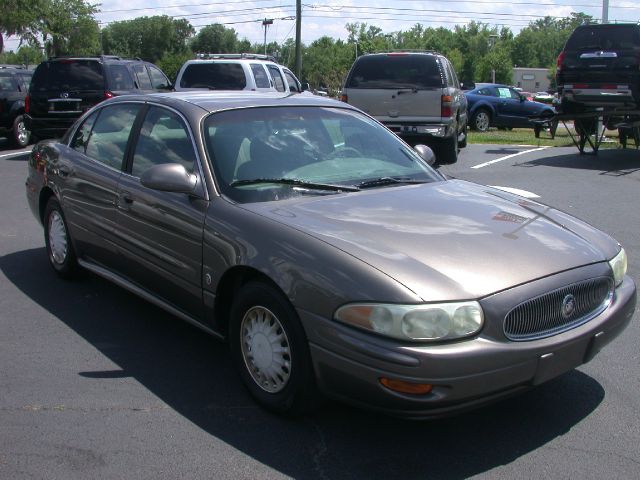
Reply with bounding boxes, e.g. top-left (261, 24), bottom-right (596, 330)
top-left (12, 115), bottom-right (30, 148)
top-left (471, 109), bottom-right (490, 132)
top-left (435, 134), bottom-right (458, 165)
